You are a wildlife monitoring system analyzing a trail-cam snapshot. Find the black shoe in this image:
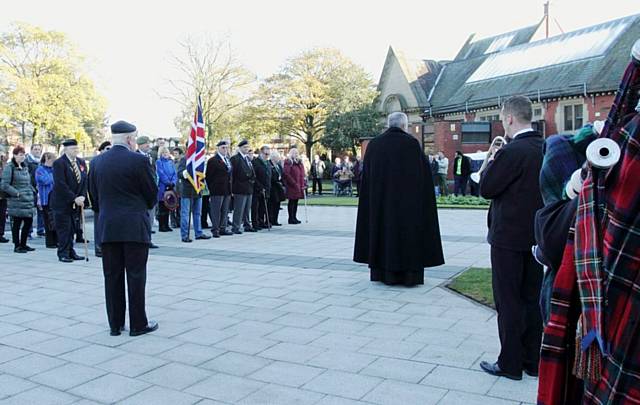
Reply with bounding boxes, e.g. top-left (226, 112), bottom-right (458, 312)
top-left (22, 245), bottom-right (35, 252)
top-left (0, 236), bottom-right (9, 243)
top-left (71, 253), bottom-right (85, 261)
top-left (76, 238), bottom-right (89, 243)
top-left (195, 234), bottom-right (211, 240)
top-left (272, 223), bottom-right (282, 227)
top-left (58, 257), bottom-right (73, 263)
top-left (149, 243), bottom-right (159, 249)
top-left (14, 247), bottom-right (27, 253)
top-left (220, 230), bottom-right (233, 236)
top-left (211, 231), bottom-right (220, 238)
top-left (232, 230), bottom-right (242, 235)
top-left (523, 366), bottom-right (539, 377)
top-left (182, 238), bottom-right (193, 243)
top-left (158, 227), bottom-right (173, 232)
top-left (95, 251), bottom-right (103, 258)
top-left (479, 361), bottom-right (522, 380)
top-left (151, 230), bottom-right (156, 234)
top-left (244, 227), bottom-right (257, 232)
top-left (130, 321), bottom-right (158, 337)
top-left (110, 326), bottom-right (125, 336)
